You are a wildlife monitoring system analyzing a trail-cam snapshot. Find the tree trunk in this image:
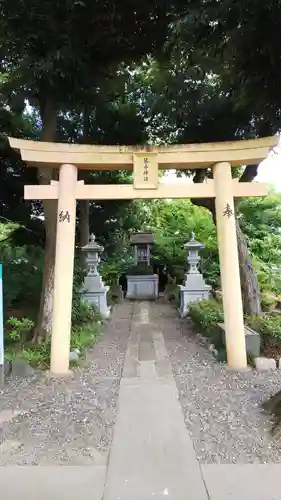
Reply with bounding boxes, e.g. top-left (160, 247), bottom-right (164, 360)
top-left (79, 106), bottom-right (91, 250)
top-left (192, 166), bottom-right (262, 316)
top-left (80, 200), bottom-right (90, 247)
top-left (236, 217), bottom-right (261, 316)
top-left (33, 97), bottom-right (57, 343)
